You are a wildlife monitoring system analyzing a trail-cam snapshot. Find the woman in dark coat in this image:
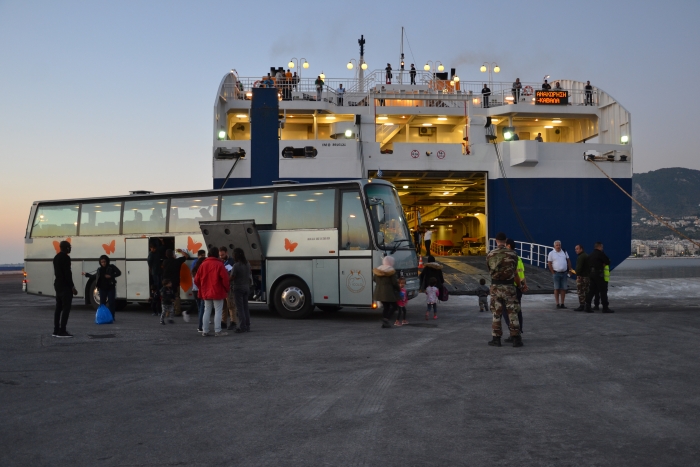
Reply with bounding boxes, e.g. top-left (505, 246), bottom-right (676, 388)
top-left (373, 255), bottom-right (400, 328)
top-left (84, 255), bottom-right (121, 320)
top-left (419, 255), bottom-right (444, 294)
